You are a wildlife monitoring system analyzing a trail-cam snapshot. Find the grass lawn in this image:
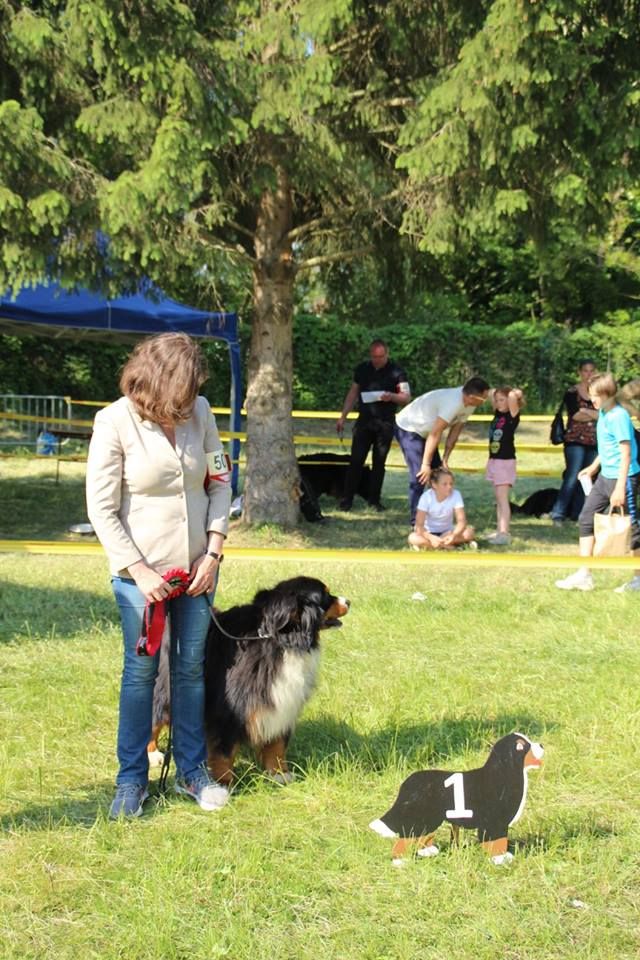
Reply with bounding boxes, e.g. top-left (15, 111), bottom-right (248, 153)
top-left (1, 444), bottom-right (639, 959)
